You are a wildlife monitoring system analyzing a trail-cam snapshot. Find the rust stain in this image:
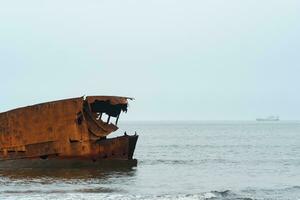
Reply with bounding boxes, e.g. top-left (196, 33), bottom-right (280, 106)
top-left (0, 96), bottom-right (138, 162)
